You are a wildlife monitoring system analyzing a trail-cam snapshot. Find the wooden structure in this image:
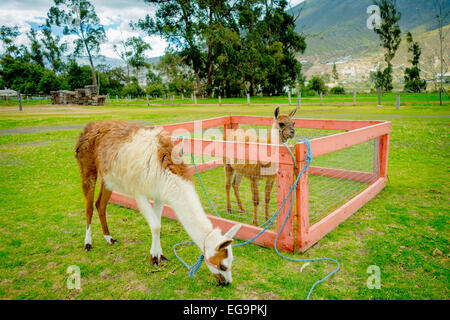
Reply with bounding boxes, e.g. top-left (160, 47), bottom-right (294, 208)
top-left (51, 85), bottom-right (106, 106)
top-left (109, 116), bottom-right (391, 253)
